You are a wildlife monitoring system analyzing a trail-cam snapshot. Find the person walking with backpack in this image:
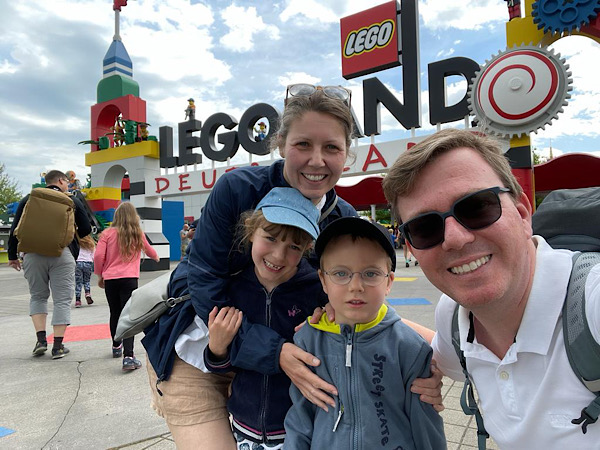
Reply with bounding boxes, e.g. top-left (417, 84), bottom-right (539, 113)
top-left (74, 235), bottom-right (96, 308)
top-left (94, 202), bottom-right (159, 371)
top-left (8, 170), bottom-right (92, 359)
top-left (383, 128), bottom-right (600, 448)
